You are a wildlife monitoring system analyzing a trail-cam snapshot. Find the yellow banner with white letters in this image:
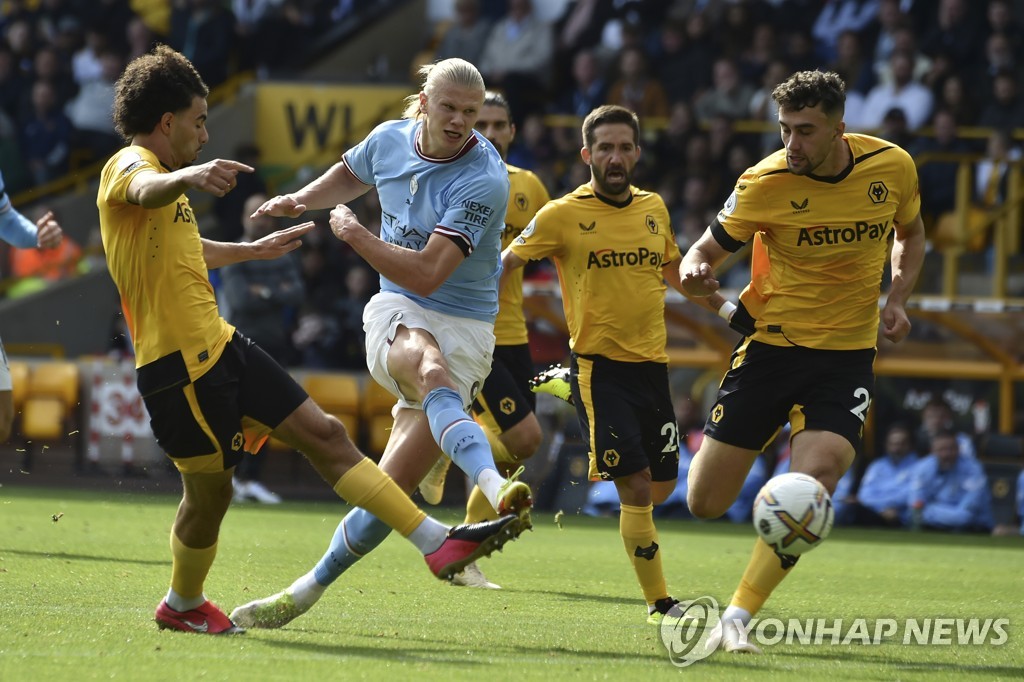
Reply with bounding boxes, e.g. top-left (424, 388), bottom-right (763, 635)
top-left (255, 83), bottom-right (410, 167)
